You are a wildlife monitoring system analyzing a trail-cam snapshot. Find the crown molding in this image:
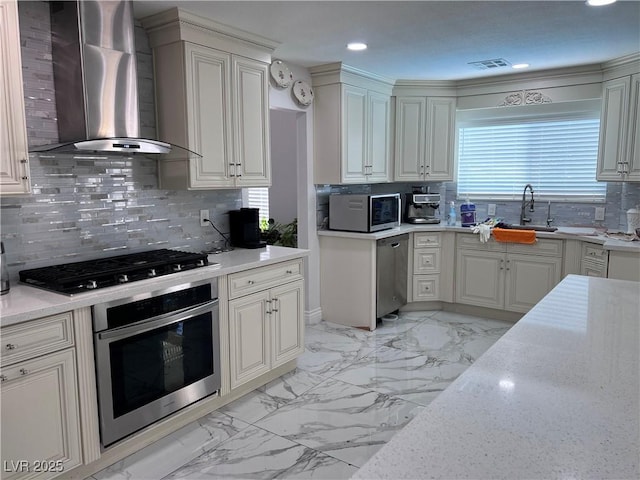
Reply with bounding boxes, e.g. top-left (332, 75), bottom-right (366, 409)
top-left (309, 62), bottom-right (395, 94)
top-left (141, 7), bottom-right (279, 62)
